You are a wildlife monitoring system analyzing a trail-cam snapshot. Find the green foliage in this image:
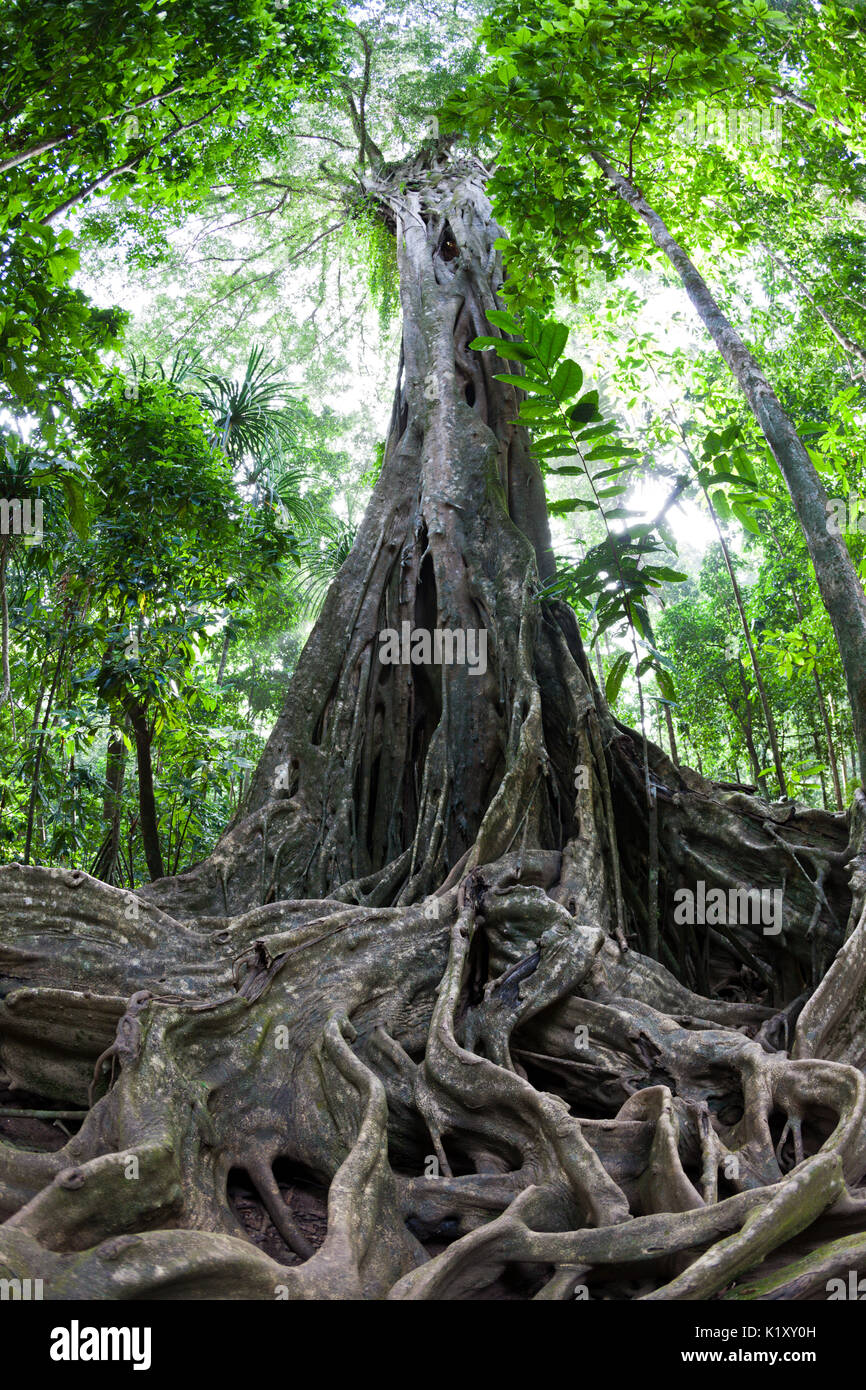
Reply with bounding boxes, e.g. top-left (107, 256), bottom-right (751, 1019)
top-left (0, 0), bottom-right (343, 418)
top-left (291, 513), bottom-right (358, 615)
top-left (196, 345), bottom-right (303, 466)
top-left (471, 305), bottom-right (683, 703)
top-left (0, 225), bottom-right (126, 419)
top-left (447, 0), bottom-right (866, 311)
top-left (0, 340), bottom-right (342, 879)
top-left (70, 375), bottom-right (288, 724)
top-left (345, 202), bottom-right (400, 335)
